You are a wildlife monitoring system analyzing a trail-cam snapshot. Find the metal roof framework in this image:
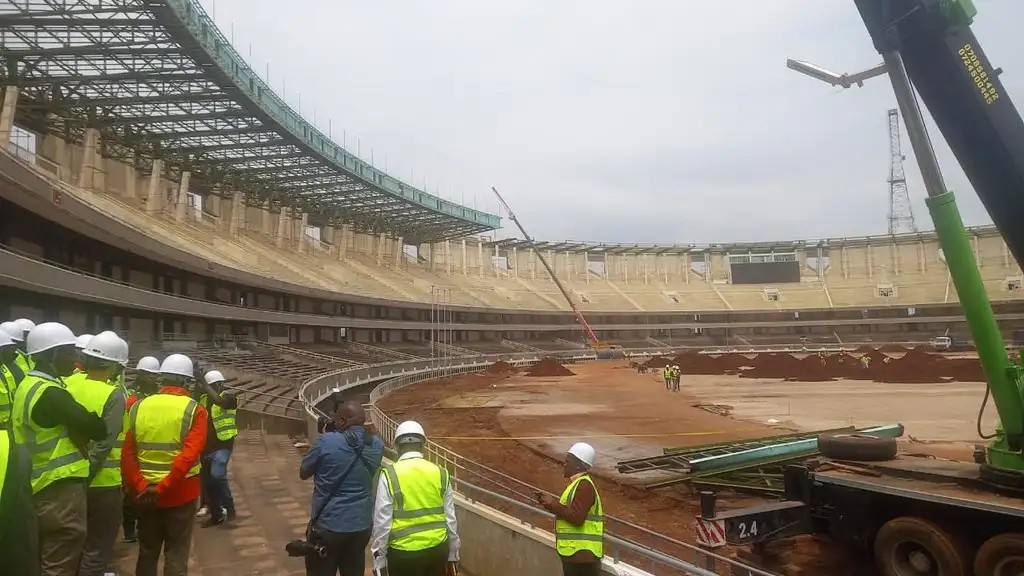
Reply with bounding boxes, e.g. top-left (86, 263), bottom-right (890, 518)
top-left (0, 0), bottom-right (500, 243)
